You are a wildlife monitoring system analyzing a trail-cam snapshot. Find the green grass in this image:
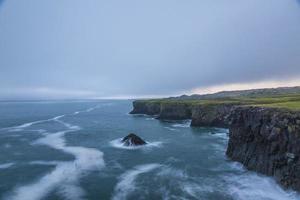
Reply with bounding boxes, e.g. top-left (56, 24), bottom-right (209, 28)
top-left (137, 94), bottom-right (300, 110)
